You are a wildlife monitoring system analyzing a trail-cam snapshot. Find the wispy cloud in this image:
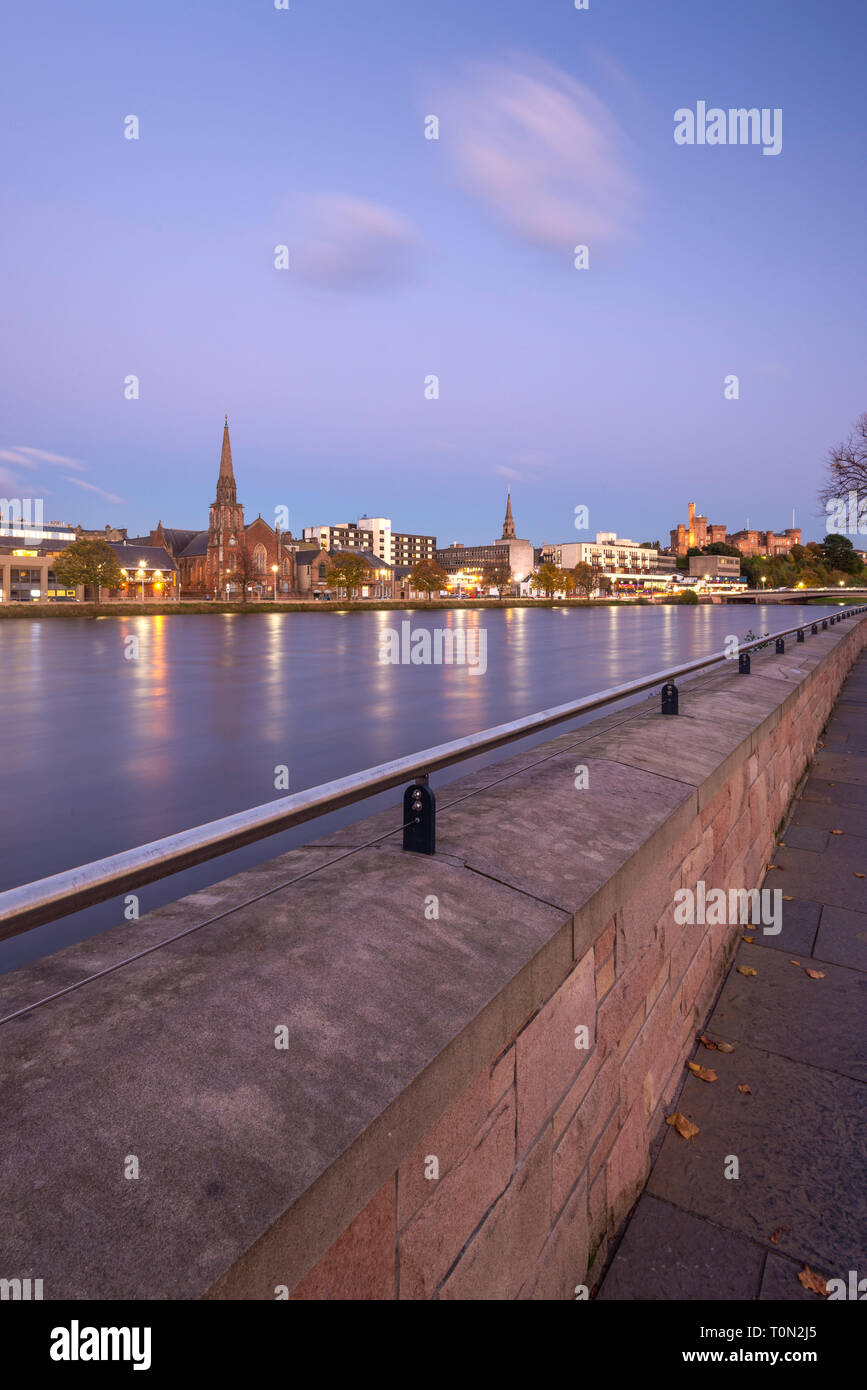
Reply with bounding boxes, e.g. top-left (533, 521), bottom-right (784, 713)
top-left (9, 446), bottom-right (86, 470)
top-left (290, 193), bottom-right (421, 289)
top-left (441, 56), bottom-right (641, 251)
top-left (65, 477), bottom-right (124, 505)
